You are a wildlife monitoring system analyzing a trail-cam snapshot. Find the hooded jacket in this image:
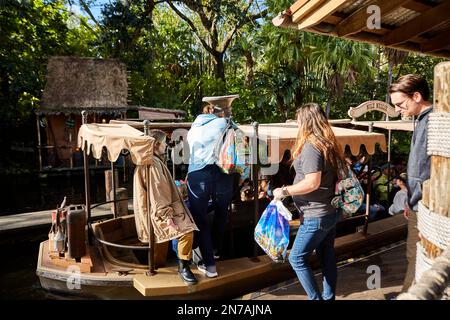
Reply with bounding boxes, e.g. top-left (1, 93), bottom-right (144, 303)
top-left (133, 155), bottom-right (198, 243)
top-left (187, 114), bottom-right (227, 173)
